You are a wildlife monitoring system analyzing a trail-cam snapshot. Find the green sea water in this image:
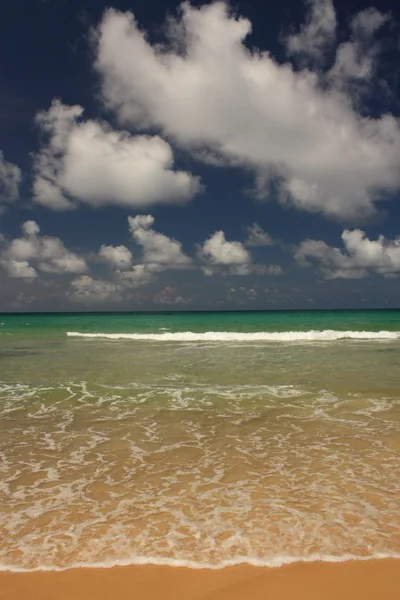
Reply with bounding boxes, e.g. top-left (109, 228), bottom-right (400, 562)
top-left (2, 309), bottom-right (400, 337)
top-left (0, 310), bottom-right (400, 570)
